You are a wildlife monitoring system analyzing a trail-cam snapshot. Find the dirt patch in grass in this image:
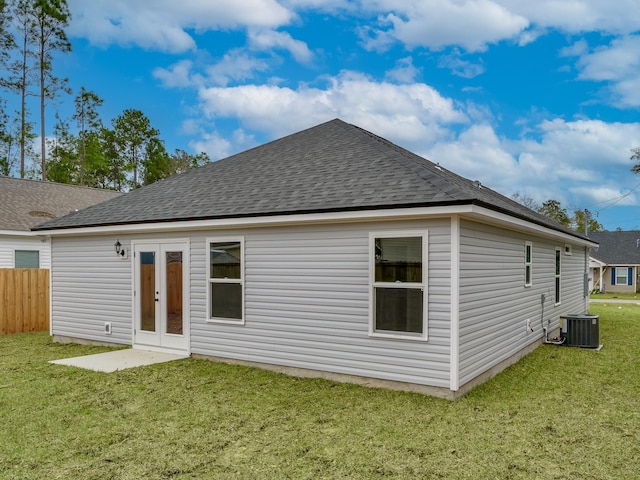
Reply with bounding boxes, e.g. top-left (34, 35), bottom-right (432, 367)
top-left (1, 304), bottom-right (639, 479)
